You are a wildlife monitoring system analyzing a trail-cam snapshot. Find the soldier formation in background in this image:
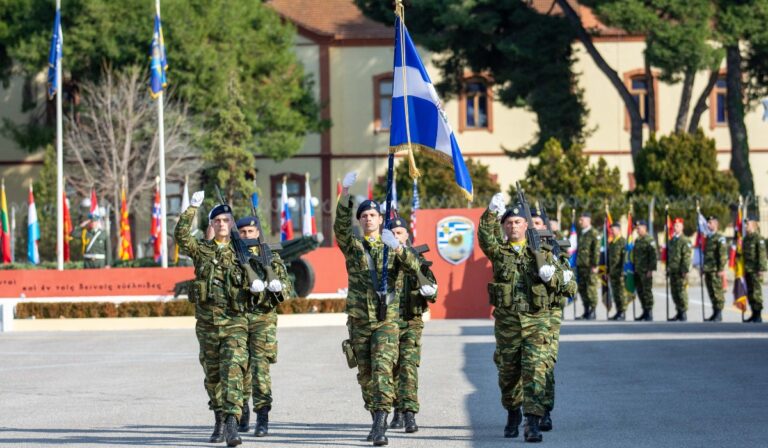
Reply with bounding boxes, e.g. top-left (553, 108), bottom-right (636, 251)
top-left (575, 212), bottom-right (599, 320)
top-left (633, 220), bottom-right (657, 322)
top-left (703, 216), bottom-right (728, 322)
